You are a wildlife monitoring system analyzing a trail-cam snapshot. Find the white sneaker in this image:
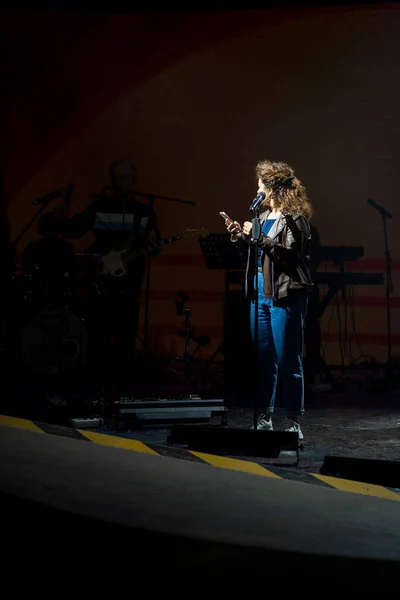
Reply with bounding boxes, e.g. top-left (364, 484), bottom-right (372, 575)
top-left (250, 415), bottom-right (273, 431)
top-left (283, 419), bottom-right (304, 440)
